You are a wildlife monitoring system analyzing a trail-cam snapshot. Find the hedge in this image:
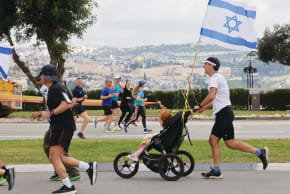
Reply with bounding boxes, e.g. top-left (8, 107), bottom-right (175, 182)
top-left (20, 88), bottom-right (290, 111)
top-left (261, 89), bottom-right (290, 110)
